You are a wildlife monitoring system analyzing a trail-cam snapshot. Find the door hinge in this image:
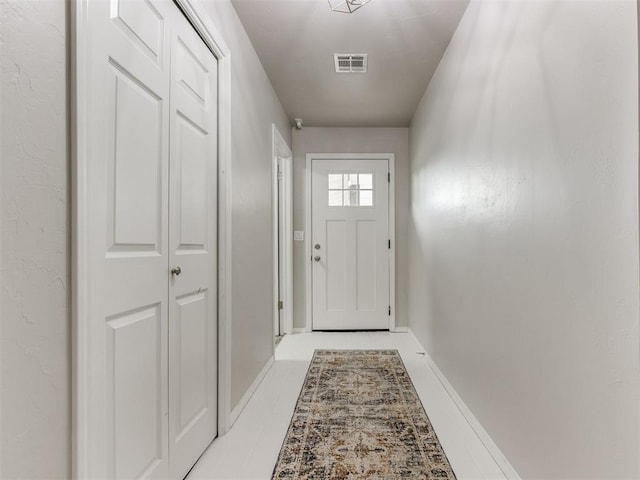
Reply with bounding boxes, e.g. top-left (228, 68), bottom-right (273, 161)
top-left (388, 239), bottom-right (391, 249)
top-left (387, 172), bottom-right (390, 183)
top-left (278, 300), bottom-right (283, 310)
top-left (388, 306), bottom-right (391, 316)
